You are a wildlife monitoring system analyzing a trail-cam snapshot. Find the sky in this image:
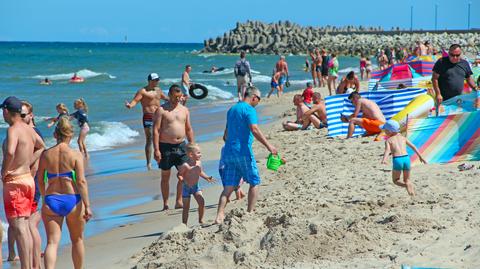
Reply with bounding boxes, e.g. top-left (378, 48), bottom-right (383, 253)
top-left (1, 0), bottom-right (479, 43)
